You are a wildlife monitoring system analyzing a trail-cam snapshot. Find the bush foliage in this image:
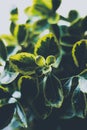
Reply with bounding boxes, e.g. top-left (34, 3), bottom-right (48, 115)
top-left (0, 0), bottom-right (87, 129)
